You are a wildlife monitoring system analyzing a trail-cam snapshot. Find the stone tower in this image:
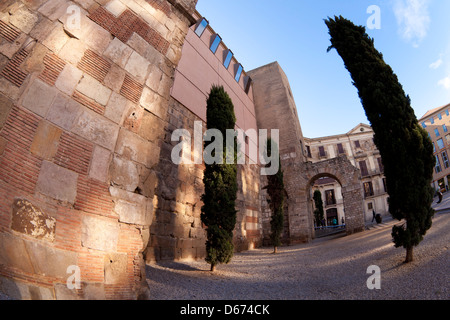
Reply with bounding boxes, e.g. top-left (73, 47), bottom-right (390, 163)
top-left (249, 62), bottom-right (365, 244)
top-left (0, 0), bottom-right (197, 300)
